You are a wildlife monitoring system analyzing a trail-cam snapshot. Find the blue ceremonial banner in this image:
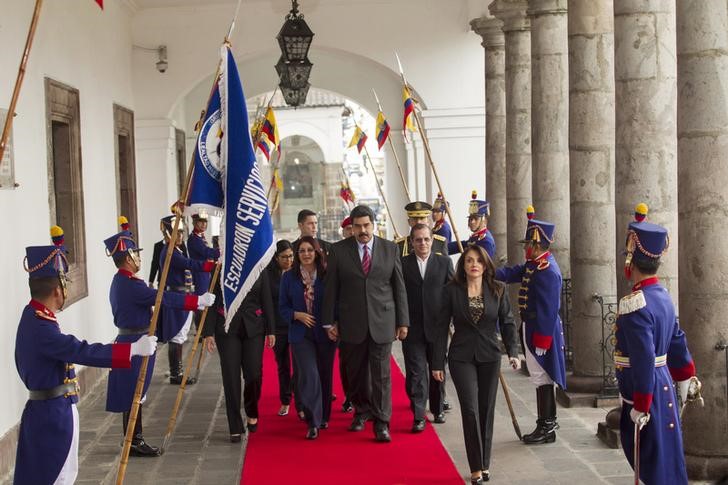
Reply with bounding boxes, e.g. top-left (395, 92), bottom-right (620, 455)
top-left (219, 45), bottom-right (275, 329)
top-left (186, 77), bottom-right (224, 214)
